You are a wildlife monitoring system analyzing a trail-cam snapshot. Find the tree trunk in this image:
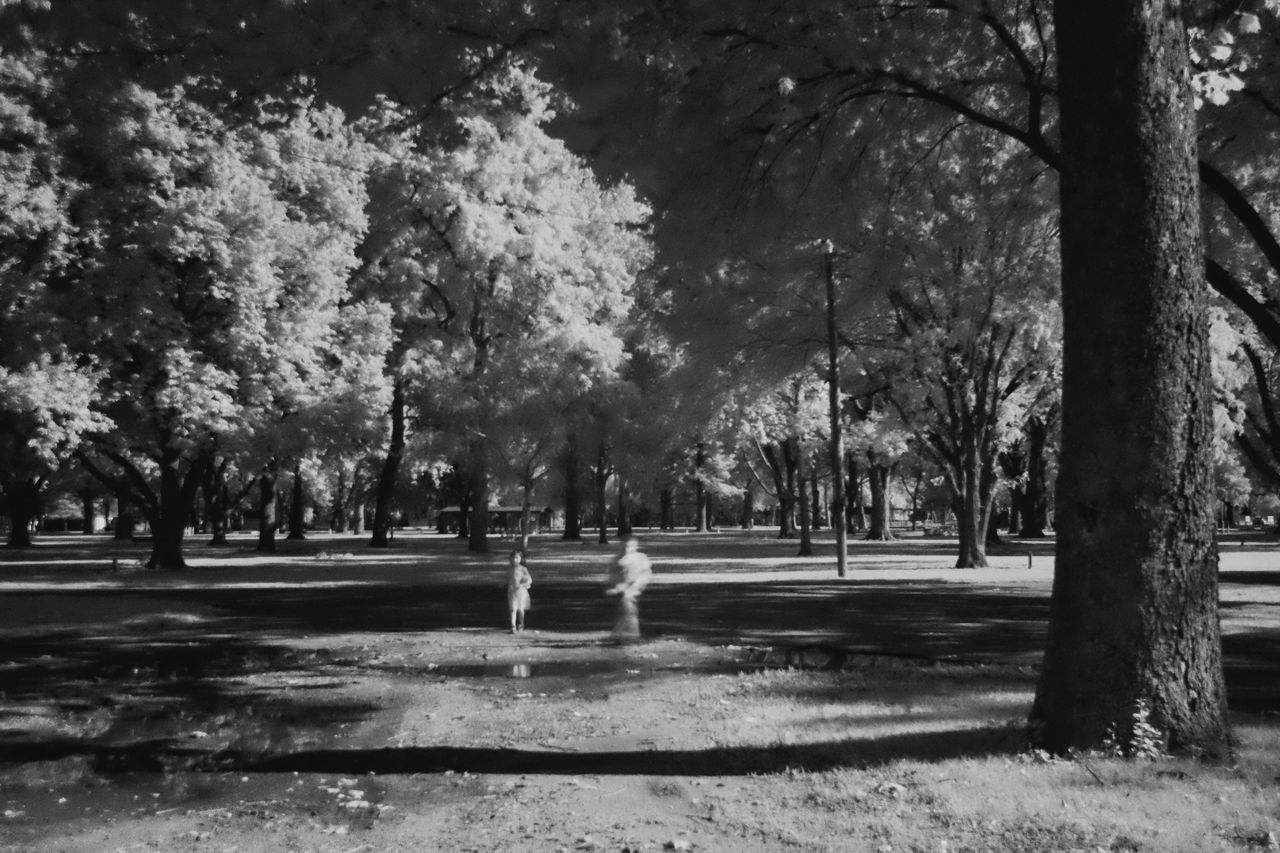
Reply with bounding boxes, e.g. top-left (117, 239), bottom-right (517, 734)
top-left (147, 447), bottom-right (200, 570)
top-left (797, 471), bottom-right (813, 557)
top-left (1019, 414), bottom-right (1051, 537)
top-left (332, 468), bottom-right (348, 533)
top-left (594, 437), bottom-right (609, 545)
top-left (520, 470), bottom-right (534, 557)
top-left (659, 485), bottom-right (675, 531)
top-left (770, 452), bottom-right (796, 540)
top-left (845, 452), bottom-right (866, 532)
top-left (467, 437), bottom-right (490, 553)
top-left (616, 477), bottom-right (632, 538)
top-left (257, 460), bottom-right (279, 553)
top-left (4, 478), bottom-right (39, 547)
top-left (693, 442), bottom-right (709, 532)
top-left (287, 462), bottom-right (306, 540)
top-left (952, 450), bottom-right (989, 568)
top-left (114, 509), bottom-right (136, 540)
top-left (561, 436), bottom-right (583, 540)
top-left (740, 480), bottom-right (755, 530)
top-left (204, 462), bottom-right (231, 546)
top-left (809, 474), bottom-right (823, 530)
top-left (1007, 487), bottom-right (1024, 539)
top-left (1032, 0), bottom-right (1229, 756)
top-left (80, 490), bottom-right (95, 534)
top-left (866, 462), bottom-right (895, 541)
top-left (371, 379), bottom-right (406, 548)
